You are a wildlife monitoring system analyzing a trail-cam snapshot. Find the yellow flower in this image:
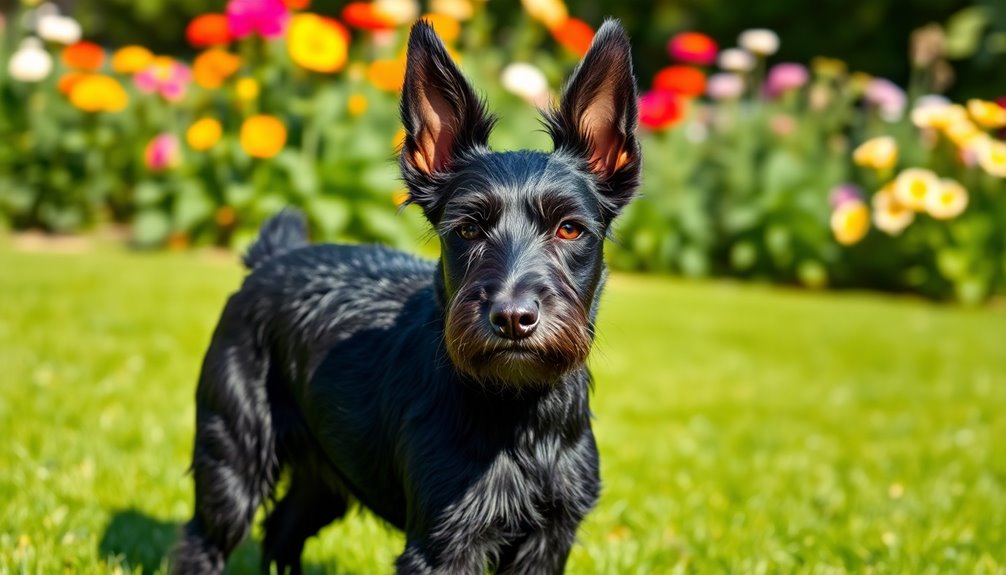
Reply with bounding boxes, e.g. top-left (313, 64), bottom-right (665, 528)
top-left (240, 115), bottom-right (287, 159)
top-left (186, 118), bottom-right (223, 151)
top-left (974, 137), bottom-right (1006, 178)
top-left (287, 14), bottom-right (348, 74)
top-left (893, 168), bottom-right (939, 212)
top-left (925, 178), bottom-right (968, 220)
top-left (521, 0), bottom-right (567, 29)
top-left (853, 136), bottom-right (898, 171)
top-left (236, 77), bottom-right (260, 101)
top-left (392, 127), bottom-right (407, 150)
top-left (69, 74), bottom-right (128, 112)
top-left (347, 93), bottom-right (368, 117)
top-left (431, 0), bottom-right (473, 20)
top-left (966, 99), bottom-right (1006, 129)
top-left (831, 200), bottom-right (870, 246)
top-left (871, 183), bottom-right (914, 235)
top-left (943, 119), bottom-right (982, 148)
top-left (111, 45), bottom-right (153, 74)
top-left (422, 13), bottom-right (461, 43)
top-left (392, 189), bottom-right (410, 207)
